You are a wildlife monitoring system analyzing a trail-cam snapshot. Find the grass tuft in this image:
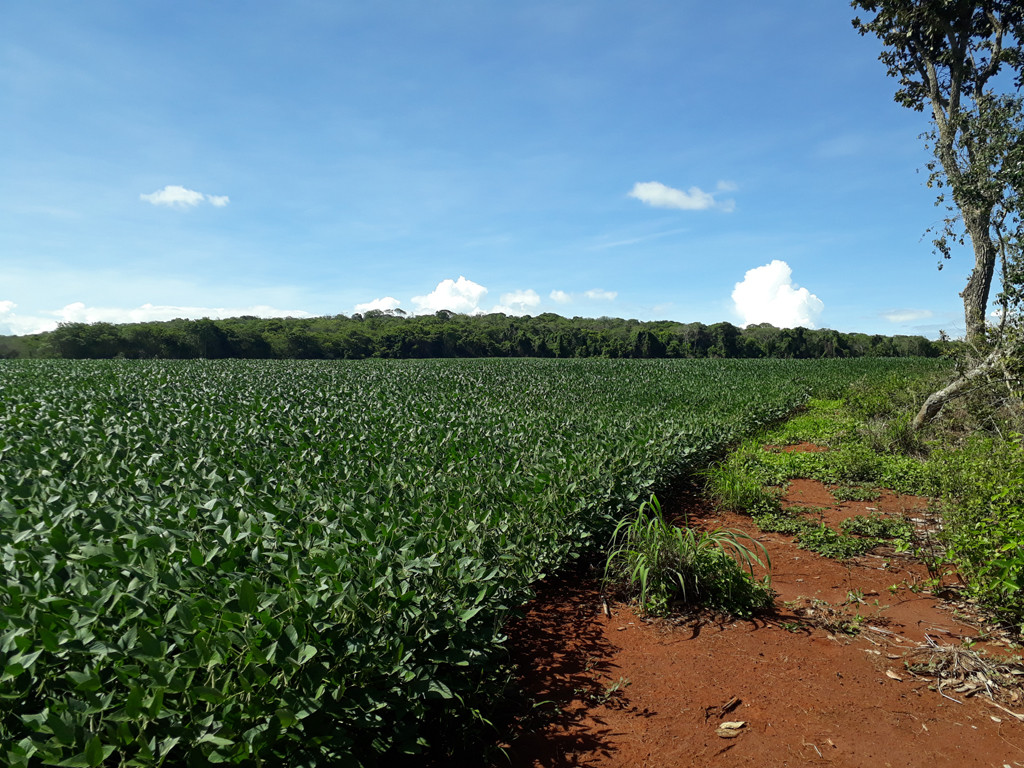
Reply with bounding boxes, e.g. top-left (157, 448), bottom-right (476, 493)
top-left (603, 495), bottom-right (774, 618)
